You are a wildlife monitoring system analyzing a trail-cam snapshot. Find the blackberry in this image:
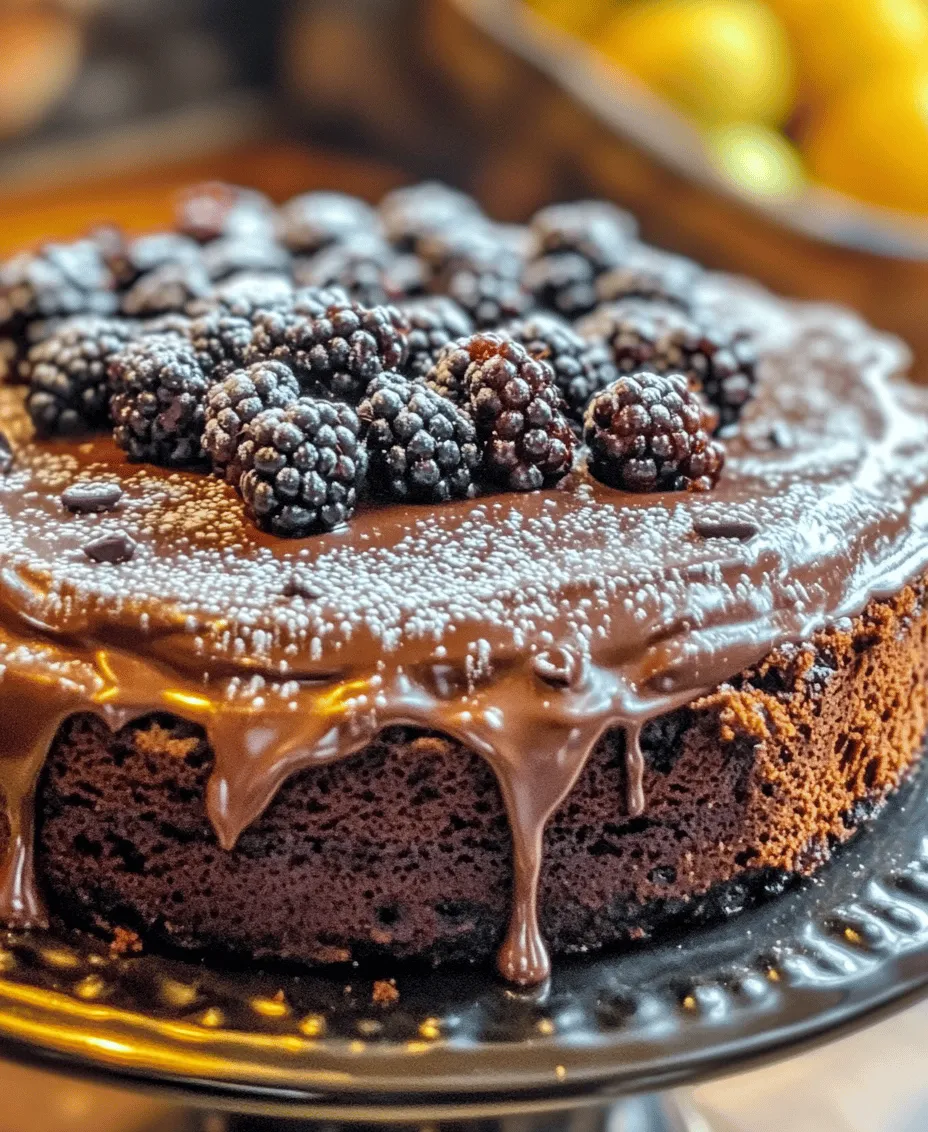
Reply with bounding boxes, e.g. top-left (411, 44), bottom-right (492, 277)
top-left (425, 337), bottom-right (472, 406)
top-left (522, 251), bottom-right (599, 317)
top-left (0, 241), bottom-right (116, 376)
top-left (423, 219), bottom-right (531, 329)
top-left (596, 245), bottom-right (701, 308)
top-left (249, 294), bottom-right (409, 403)
top-left (379, 182), bottom-right (483, 251)
top-left (523, 201), bottom-right (635, 318)
top-left (578, 300), bottom-right (756, 429)
top-left (418, 223), bottom-right (522, 277)
top-left (506, 313), bottom-right (617, 422)
top-left (202, 236), bottom-right (291, 283)
top-left (400, 297), bottom-right (473, 379)
top-left (203, 361), bottom-right (300, 481)
top-left (109, 335), bottom-right (209, 465)
top-left (105, 233), bottom-right (203, 288)
top-left (237, 398), bottom-right (365, 536)
top-left (5, 315), bottom-right (79, 384)
top-left (380, 253), bottom-right (429, 301)
top-left (120, 259), bottom-right (212, 317)
top-left (25, 317), bottom-right (135, 437)
top-left (139, 312), bottom-right (193, 338)
top-left (187, 273), bottom-right (295, 320)
top-left (528, 200), bottom-right (635, 267)
top-left (292, 235), bottom-right (395, 306)
top-left (175, 182), bottom-right (276, 244)
top-left (276, 192), bottom-right (379, 255)
top-left (440, 266), bottom-right (531, 328)
top-left (359, 374), bottom-right (479, 503)
top-left (465, 334), bottom-right (576, 490)
top-left (583, 371), bottom-right (725, 493)
top-left (188, 308), bottom-right (254, 380)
